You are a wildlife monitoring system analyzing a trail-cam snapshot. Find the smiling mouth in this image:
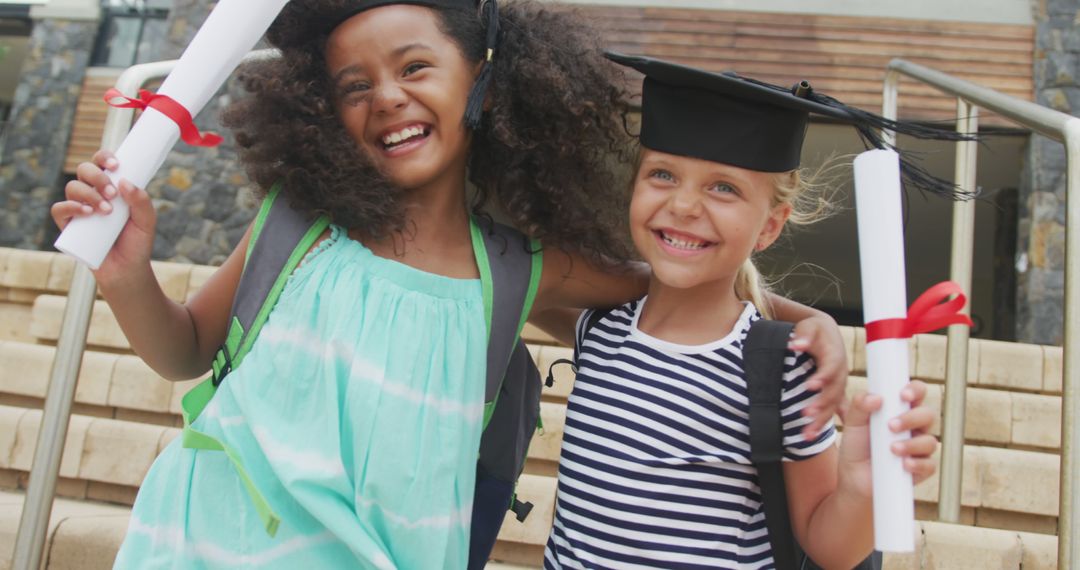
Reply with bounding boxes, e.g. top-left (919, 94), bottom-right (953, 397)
top-left (379, 125), bottom-right (431, 151)
top-left (656, 230), bottom-right (715, 251)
